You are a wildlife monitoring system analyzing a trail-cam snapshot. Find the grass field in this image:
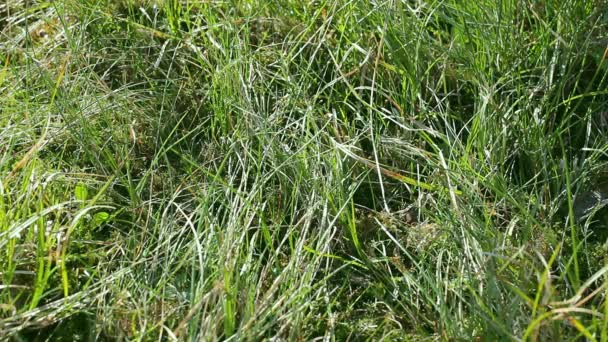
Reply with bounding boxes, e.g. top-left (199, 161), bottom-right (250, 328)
top-left (1, 0), bottom-right (608, 340)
